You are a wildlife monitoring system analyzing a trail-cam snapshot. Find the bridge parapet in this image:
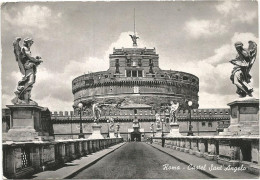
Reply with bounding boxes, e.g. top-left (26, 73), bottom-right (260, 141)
top-left (2, 138), bottom-right (123, 179)
top-left (152, 136), bottom-right (259, 175)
